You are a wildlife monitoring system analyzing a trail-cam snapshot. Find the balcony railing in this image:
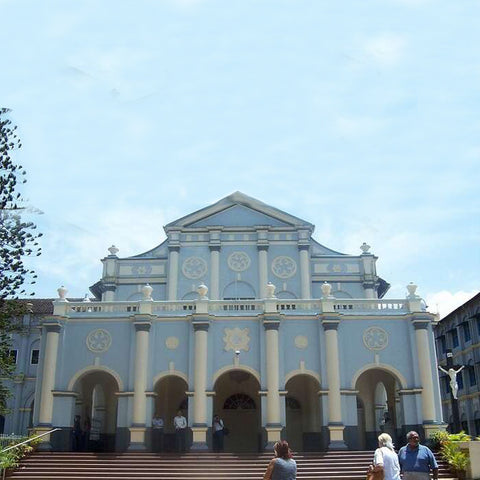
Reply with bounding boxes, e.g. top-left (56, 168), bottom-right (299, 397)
top-left (54, 295), bottom-right (423, 319)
